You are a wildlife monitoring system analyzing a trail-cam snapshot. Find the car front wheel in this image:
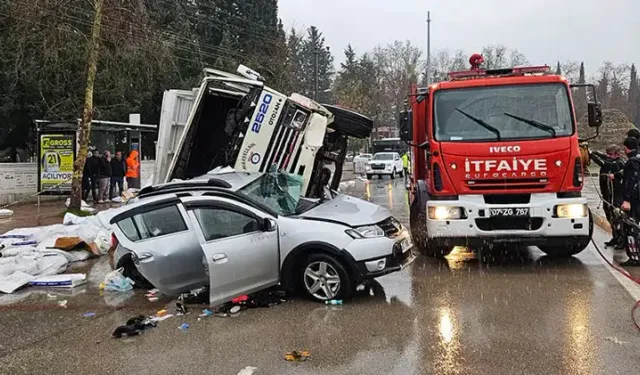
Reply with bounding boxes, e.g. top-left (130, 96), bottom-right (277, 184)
top-left (301, 253), bottom-right (353, 302)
